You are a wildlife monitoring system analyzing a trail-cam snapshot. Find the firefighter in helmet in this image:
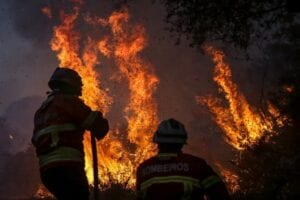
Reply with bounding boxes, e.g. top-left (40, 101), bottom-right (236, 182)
top-left (32, 67), bottom-right (109, 200)
top-left (136, 118), bottom-right (231, 200)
